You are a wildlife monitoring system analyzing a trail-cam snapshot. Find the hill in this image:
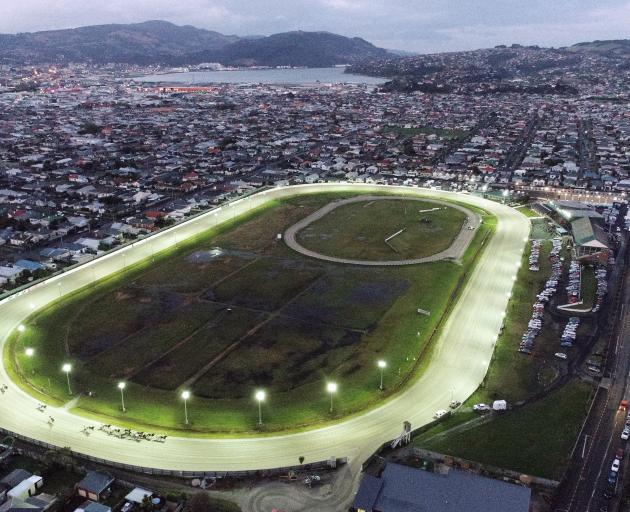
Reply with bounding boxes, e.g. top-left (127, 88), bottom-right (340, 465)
top-left (568, 39), bottom-right (630, 57)
top-left (0, 20), bottom-right (239, 65)
top-left (196, 31), bottom-right (389, 67)
top-left (0, 21), bottom-right (389, 67)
